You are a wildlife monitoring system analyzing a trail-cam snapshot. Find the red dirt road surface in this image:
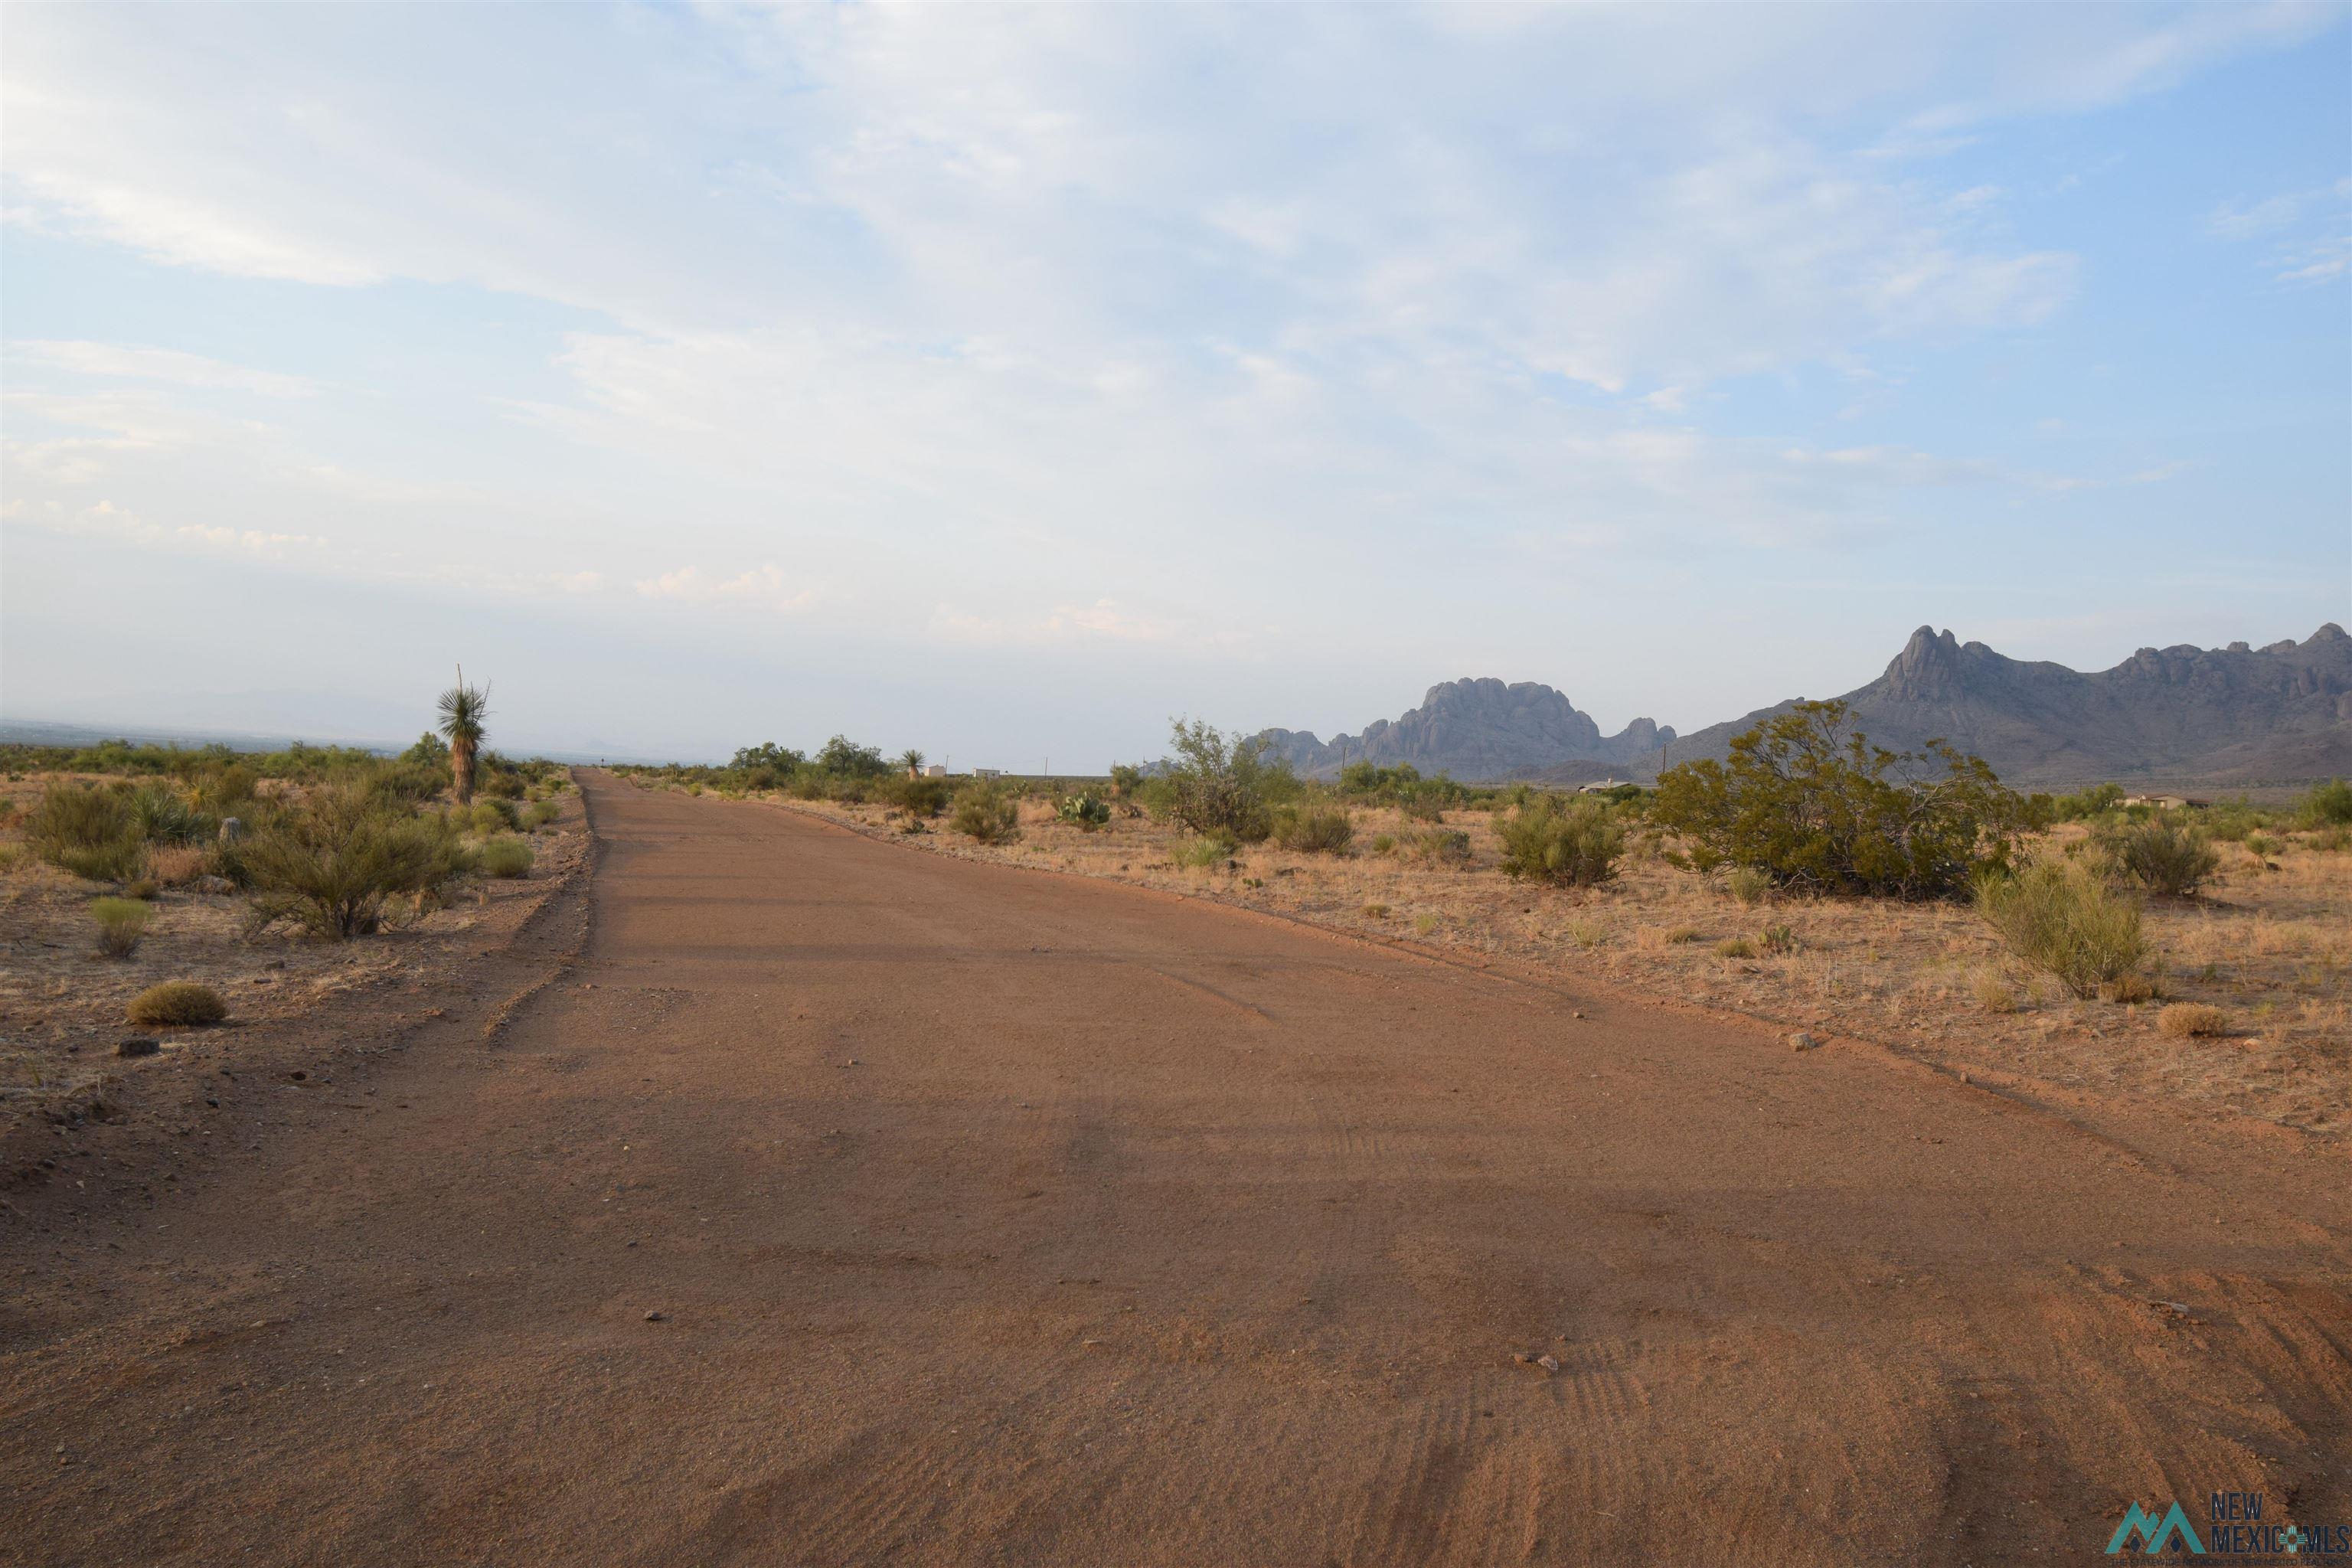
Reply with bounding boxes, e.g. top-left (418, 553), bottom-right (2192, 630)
top-left (5, 774), bottom-right (2348, 1565)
